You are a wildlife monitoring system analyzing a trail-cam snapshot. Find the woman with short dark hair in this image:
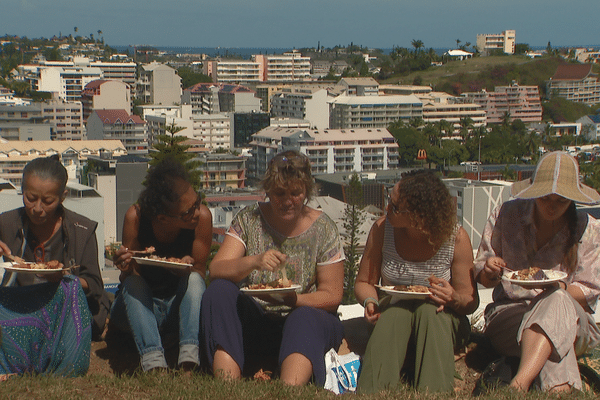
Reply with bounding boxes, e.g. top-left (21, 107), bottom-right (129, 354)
top-left (0, 155), bottom-right (108, 376)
